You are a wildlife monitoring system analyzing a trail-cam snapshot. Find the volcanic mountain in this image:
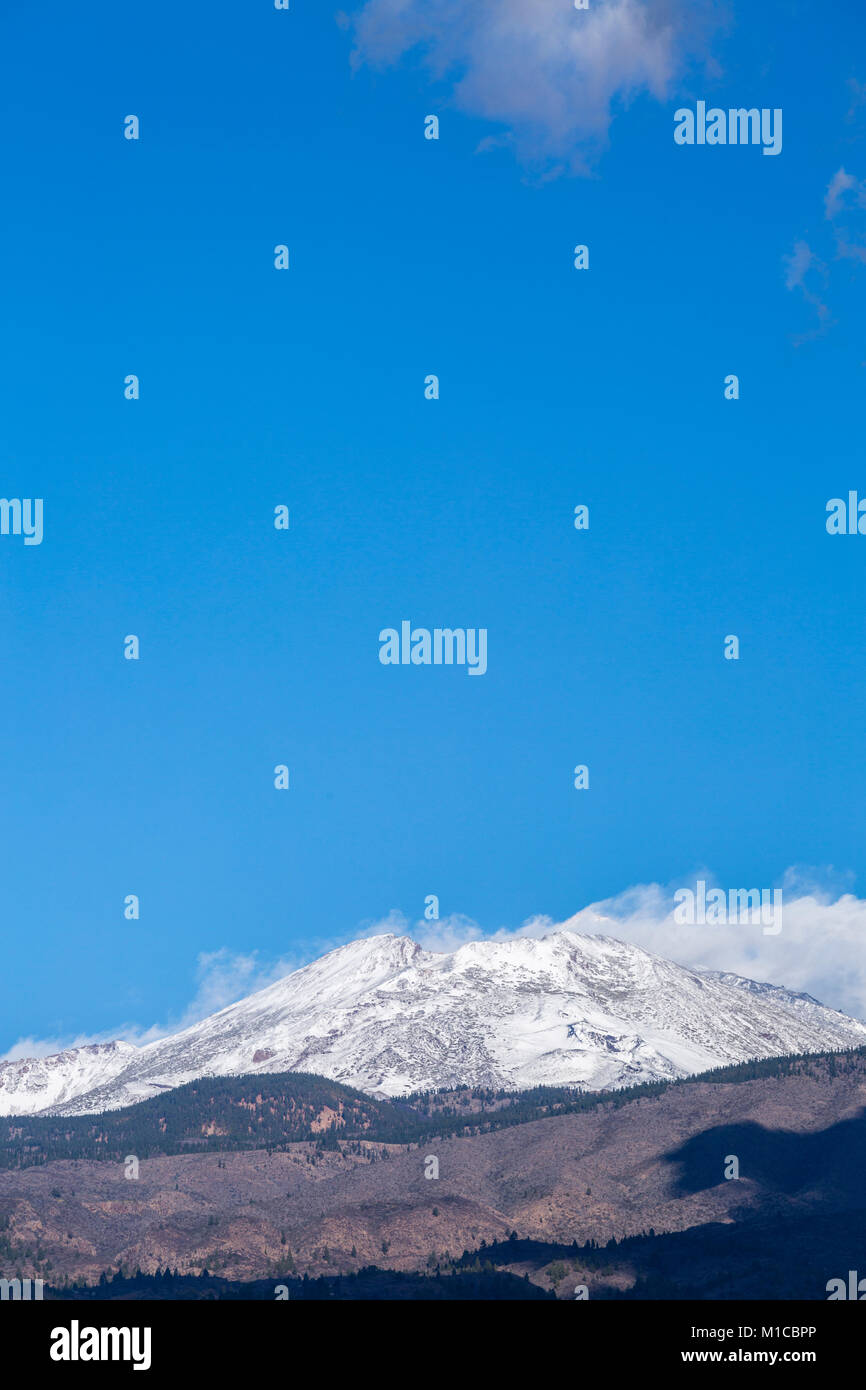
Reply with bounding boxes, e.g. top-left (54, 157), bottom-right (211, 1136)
top-left (2, 932), bottom-right (865, 1116)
